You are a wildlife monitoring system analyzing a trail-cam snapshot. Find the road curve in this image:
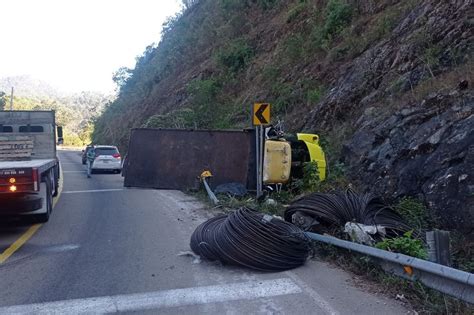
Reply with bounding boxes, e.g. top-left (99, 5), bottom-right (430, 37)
top-left (0, 150), bottom-right (409, 314)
